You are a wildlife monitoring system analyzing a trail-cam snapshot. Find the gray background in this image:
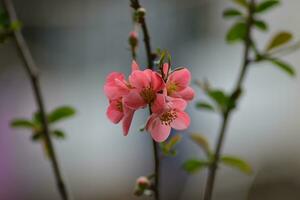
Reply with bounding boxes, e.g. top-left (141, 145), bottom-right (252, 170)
top-left (1, 0), bottom-right (300, 199)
